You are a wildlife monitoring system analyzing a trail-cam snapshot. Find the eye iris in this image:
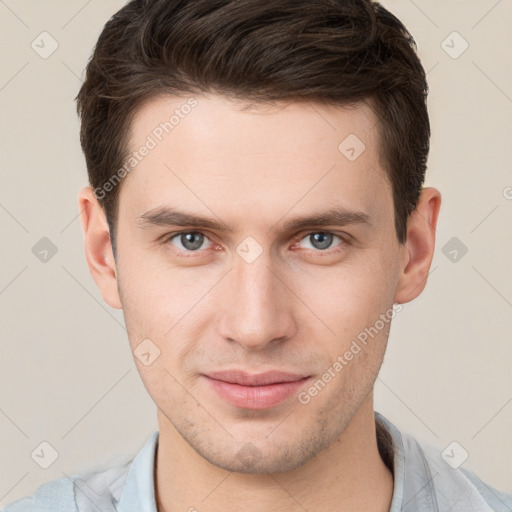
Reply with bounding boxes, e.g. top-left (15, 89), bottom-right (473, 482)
top-left (310, 232), bottom-right (333, 250)
top-left (181, 232), bottom-right (204, 250)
